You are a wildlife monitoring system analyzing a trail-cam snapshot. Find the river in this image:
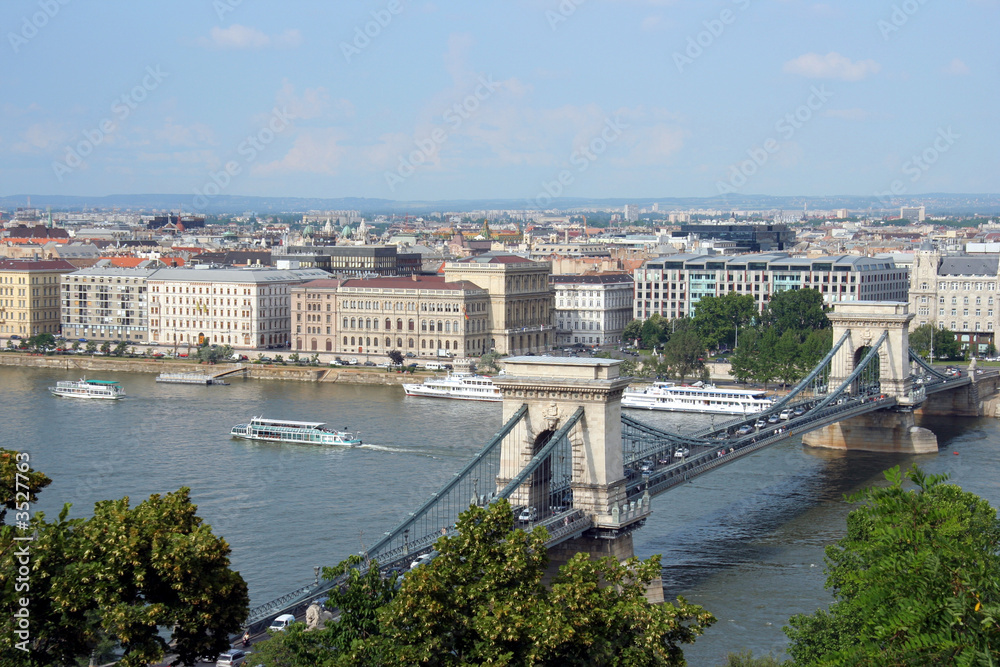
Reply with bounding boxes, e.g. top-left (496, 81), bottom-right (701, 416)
top-left (6, 365), bottom-right (998, 664)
